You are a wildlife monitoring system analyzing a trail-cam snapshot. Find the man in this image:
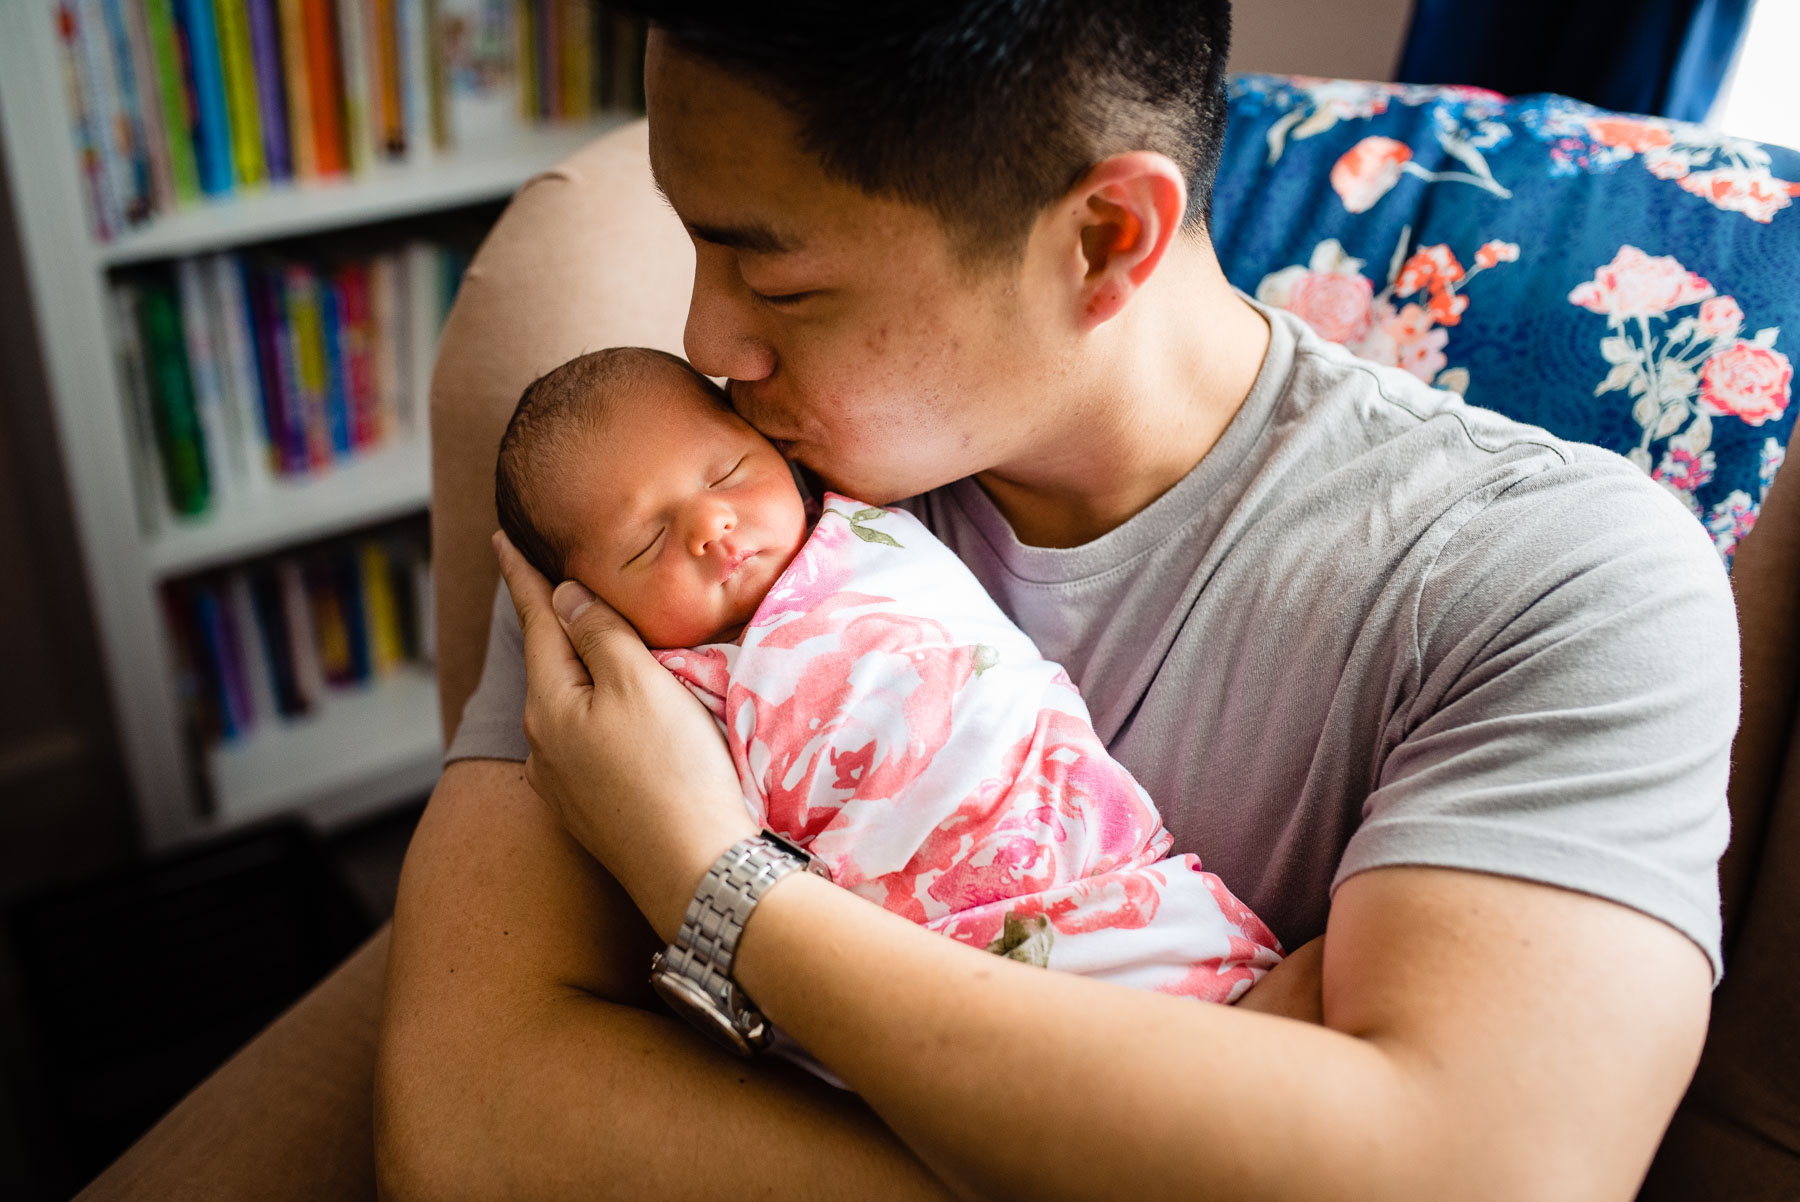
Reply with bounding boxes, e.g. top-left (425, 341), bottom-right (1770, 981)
top-left (376, 4), bottom-right (1736, 1198)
